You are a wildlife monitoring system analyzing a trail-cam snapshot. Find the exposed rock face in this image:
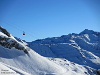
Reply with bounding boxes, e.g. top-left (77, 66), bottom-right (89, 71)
top-left (0, 26), bottom-right (28, 53)
top-left (0, 26), bottom-right (11, 37)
